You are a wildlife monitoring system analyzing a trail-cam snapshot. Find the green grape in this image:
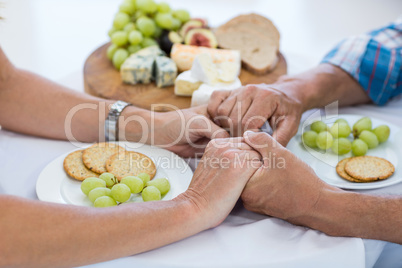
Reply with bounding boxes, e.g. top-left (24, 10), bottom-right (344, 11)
top-left (106, 44), bottom-right (119, 60)
top-left (111, 31), bottom-right (128, 46)
top-left (136, 17), bottom-right (156, 37)
top-left (94, 196), bottom-right (117, 207)
top-left (88, 187), bottom-right (112, 203)
top-left (112, 48), bottom-right (129, 70)
top-left (108, 27), bottom-right (117, 38)
top-left (352, 139), bottom-right (368, 156)
top-left (134, 10), bottom-right (146, 20)
top-left (81, 177), bottom-right (106, 196)
top-left (172, 9), bottom-right (190, 23)
top-left (142, 186), bottom-right (161, 201)
top-left (121, 176), bottom-right (144, 194)
top-left (157, 2), bottom-right (171, 13)
top-left (310, 121), bottom-right (328, 133)
top-left (330, 122), bottom-right (351, 138)
top-left (123, 22), bottom-right (136, 33)
top-left (137, 173), bottom-right (151, 184)
top-left (335, 118), bottom-right (348, 125)
top-left (302, 130), bottom-right (318, 148)
top-left (331, 138), bottom-right (352, 155)
top-left (128, 44), bottom-right (142, 54)
top-left (373, 125), bottom-right (390, 143)
top-left (111, 183), bottom-right (132, 203)
top-left (359, 130), bottom-right (379, 149)
top-left (146, 178), bottom-right (170, 195)
top-left (113, 12), bottom-right (131, 29)
top-left (136, 0), bottom-right (157, 13)
top-left (128, 30), bottom-right (143, 45)
top-left (141, 37), bottom-right (158, 47)
top-left (99, 172), bottom-right (117, 187)
top-left (316, 131), bottom-right (333, 150)
top-left (353, 117), bottom-right (372, 137)
top-left (155, 13), bottom-right (174, 29)
top-left (171, 18), bottom-right (182, 31)
top-left (119, 1), bottom-right (136, 15)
